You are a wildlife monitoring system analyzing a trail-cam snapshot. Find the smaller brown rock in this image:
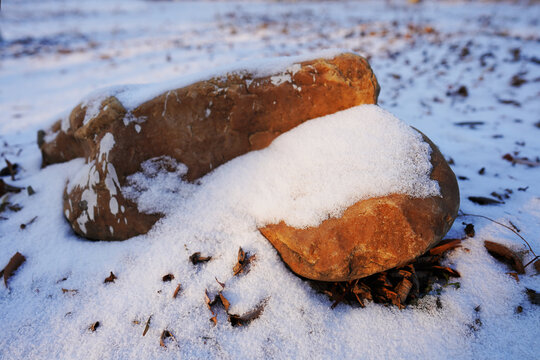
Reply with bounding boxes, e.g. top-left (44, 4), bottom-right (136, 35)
top-left (259, 133), bottom-right (459, 282)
